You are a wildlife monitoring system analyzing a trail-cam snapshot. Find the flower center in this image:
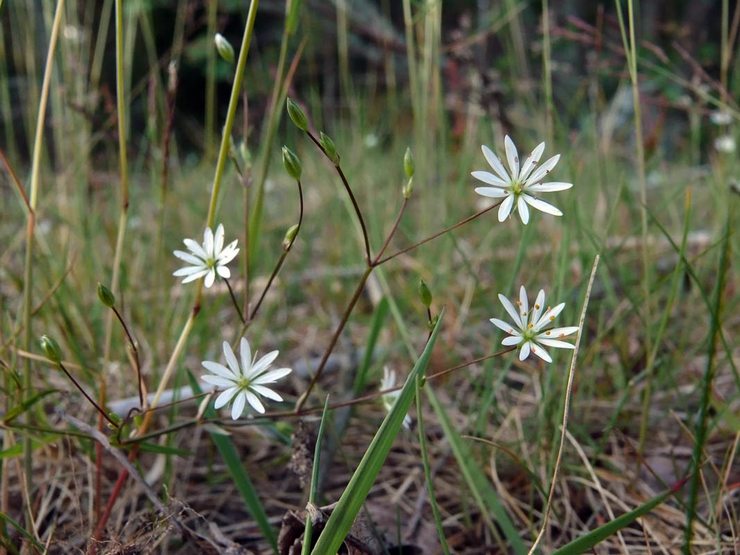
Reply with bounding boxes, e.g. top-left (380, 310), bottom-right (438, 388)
top-left (511, 180), bottom-right (523, 196)
top-left (235, 376), bottom-right (251, 390)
